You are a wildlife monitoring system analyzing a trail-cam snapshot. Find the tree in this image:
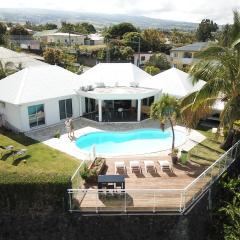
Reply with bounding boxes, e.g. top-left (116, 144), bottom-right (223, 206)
top-left (196, 19), bottom-right (218, 42)
top-left (122, 32), bottom-right (143, 52)
top-left (181, 11), bottom-right (240, 135)
top-left (120, 46), bottom-right (134, 60)
top-left (43, 48), bottom-right (61, 65)
top-left (9, 25), bottom-right (29, 36)
top-left (0, 61), bottom-right (17, 80)
top-left (145, 53), bottom-right (171, 71)
top-left (141, 28), bottom-right (166, 51)
top-left (0, 22), bottom-right (7, 45)
top-left (150, 94), bottom-right (180, 153)
top-left (106, 22), bottom-right (138, 39)
top-left (144, 66), bottom-right (160, 76)
top-left (78, 22), bottom-right (96, 34)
